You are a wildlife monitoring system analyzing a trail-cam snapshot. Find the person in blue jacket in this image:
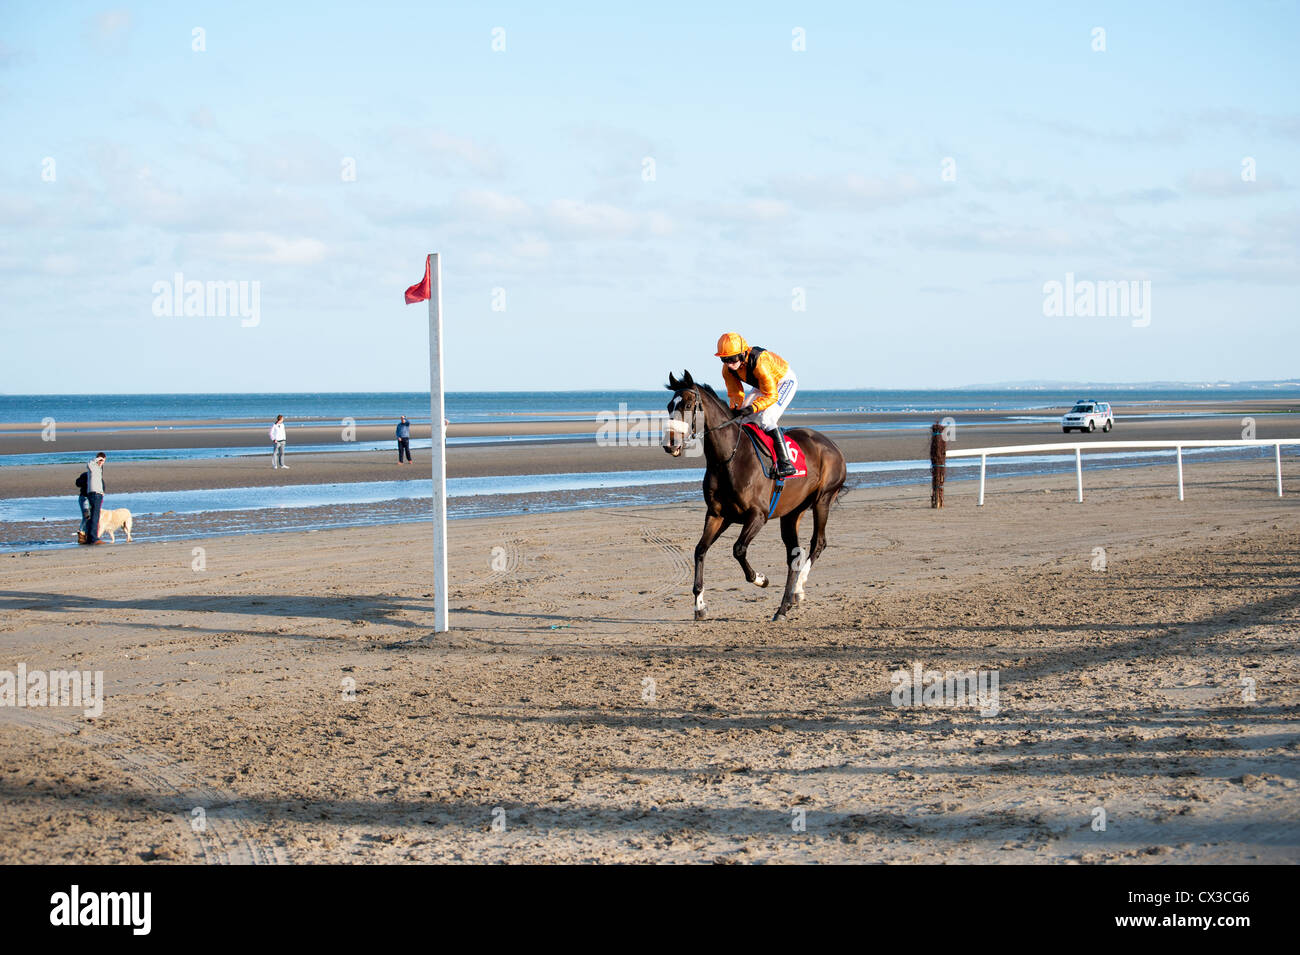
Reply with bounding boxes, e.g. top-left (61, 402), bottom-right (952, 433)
top-left (396, 416), bottom-right (412, 464)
